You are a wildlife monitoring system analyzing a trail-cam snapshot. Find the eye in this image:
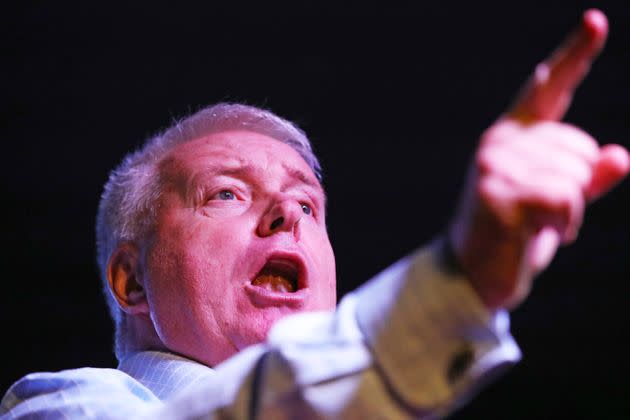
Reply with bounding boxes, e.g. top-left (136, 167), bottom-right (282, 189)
top-left (301, 203), bottom-right (312, 215)
top-left (216, 190), bottom-right (236, 200)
